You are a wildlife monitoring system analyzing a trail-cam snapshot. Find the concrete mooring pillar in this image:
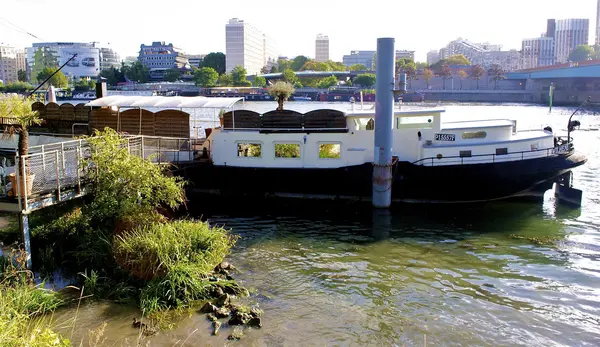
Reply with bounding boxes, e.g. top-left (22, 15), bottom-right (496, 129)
top-left (372, 37), bottom-right (396, 208)
top-left (19, 212), bottom-right (32, 269)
